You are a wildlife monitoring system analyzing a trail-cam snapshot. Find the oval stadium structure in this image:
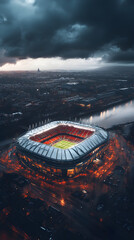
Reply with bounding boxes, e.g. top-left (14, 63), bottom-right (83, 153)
top-left (16, 121), bottom-right (108, 177)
